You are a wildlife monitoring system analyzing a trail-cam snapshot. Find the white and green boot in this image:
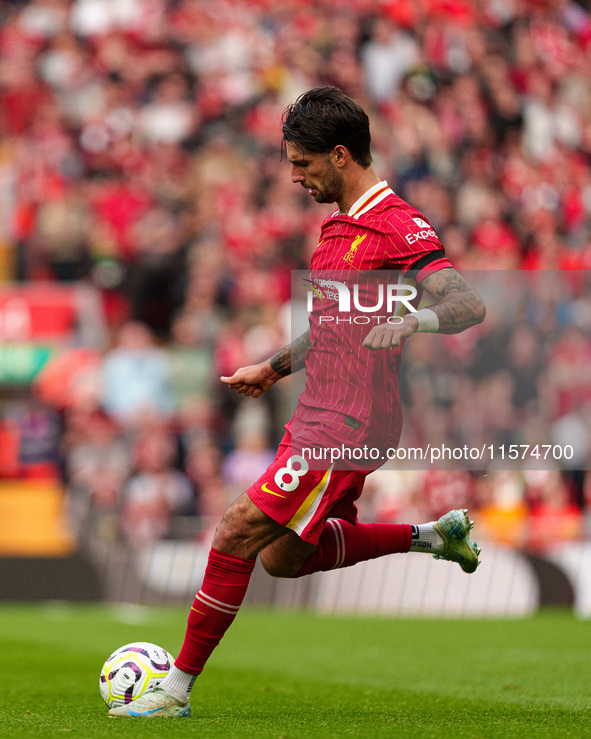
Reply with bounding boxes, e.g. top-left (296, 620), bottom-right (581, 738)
top-left (432, 509), bottom-right (481, 574)
top-left (108, 687), bottom-right (191, 718)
